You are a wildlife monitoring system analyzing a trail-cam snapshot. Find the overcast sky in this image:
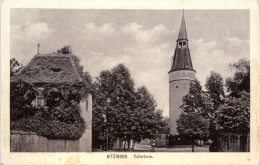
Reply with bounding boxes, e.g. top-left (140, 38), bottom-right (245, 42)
top-left (11, 9), bottom-right (249, 117)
